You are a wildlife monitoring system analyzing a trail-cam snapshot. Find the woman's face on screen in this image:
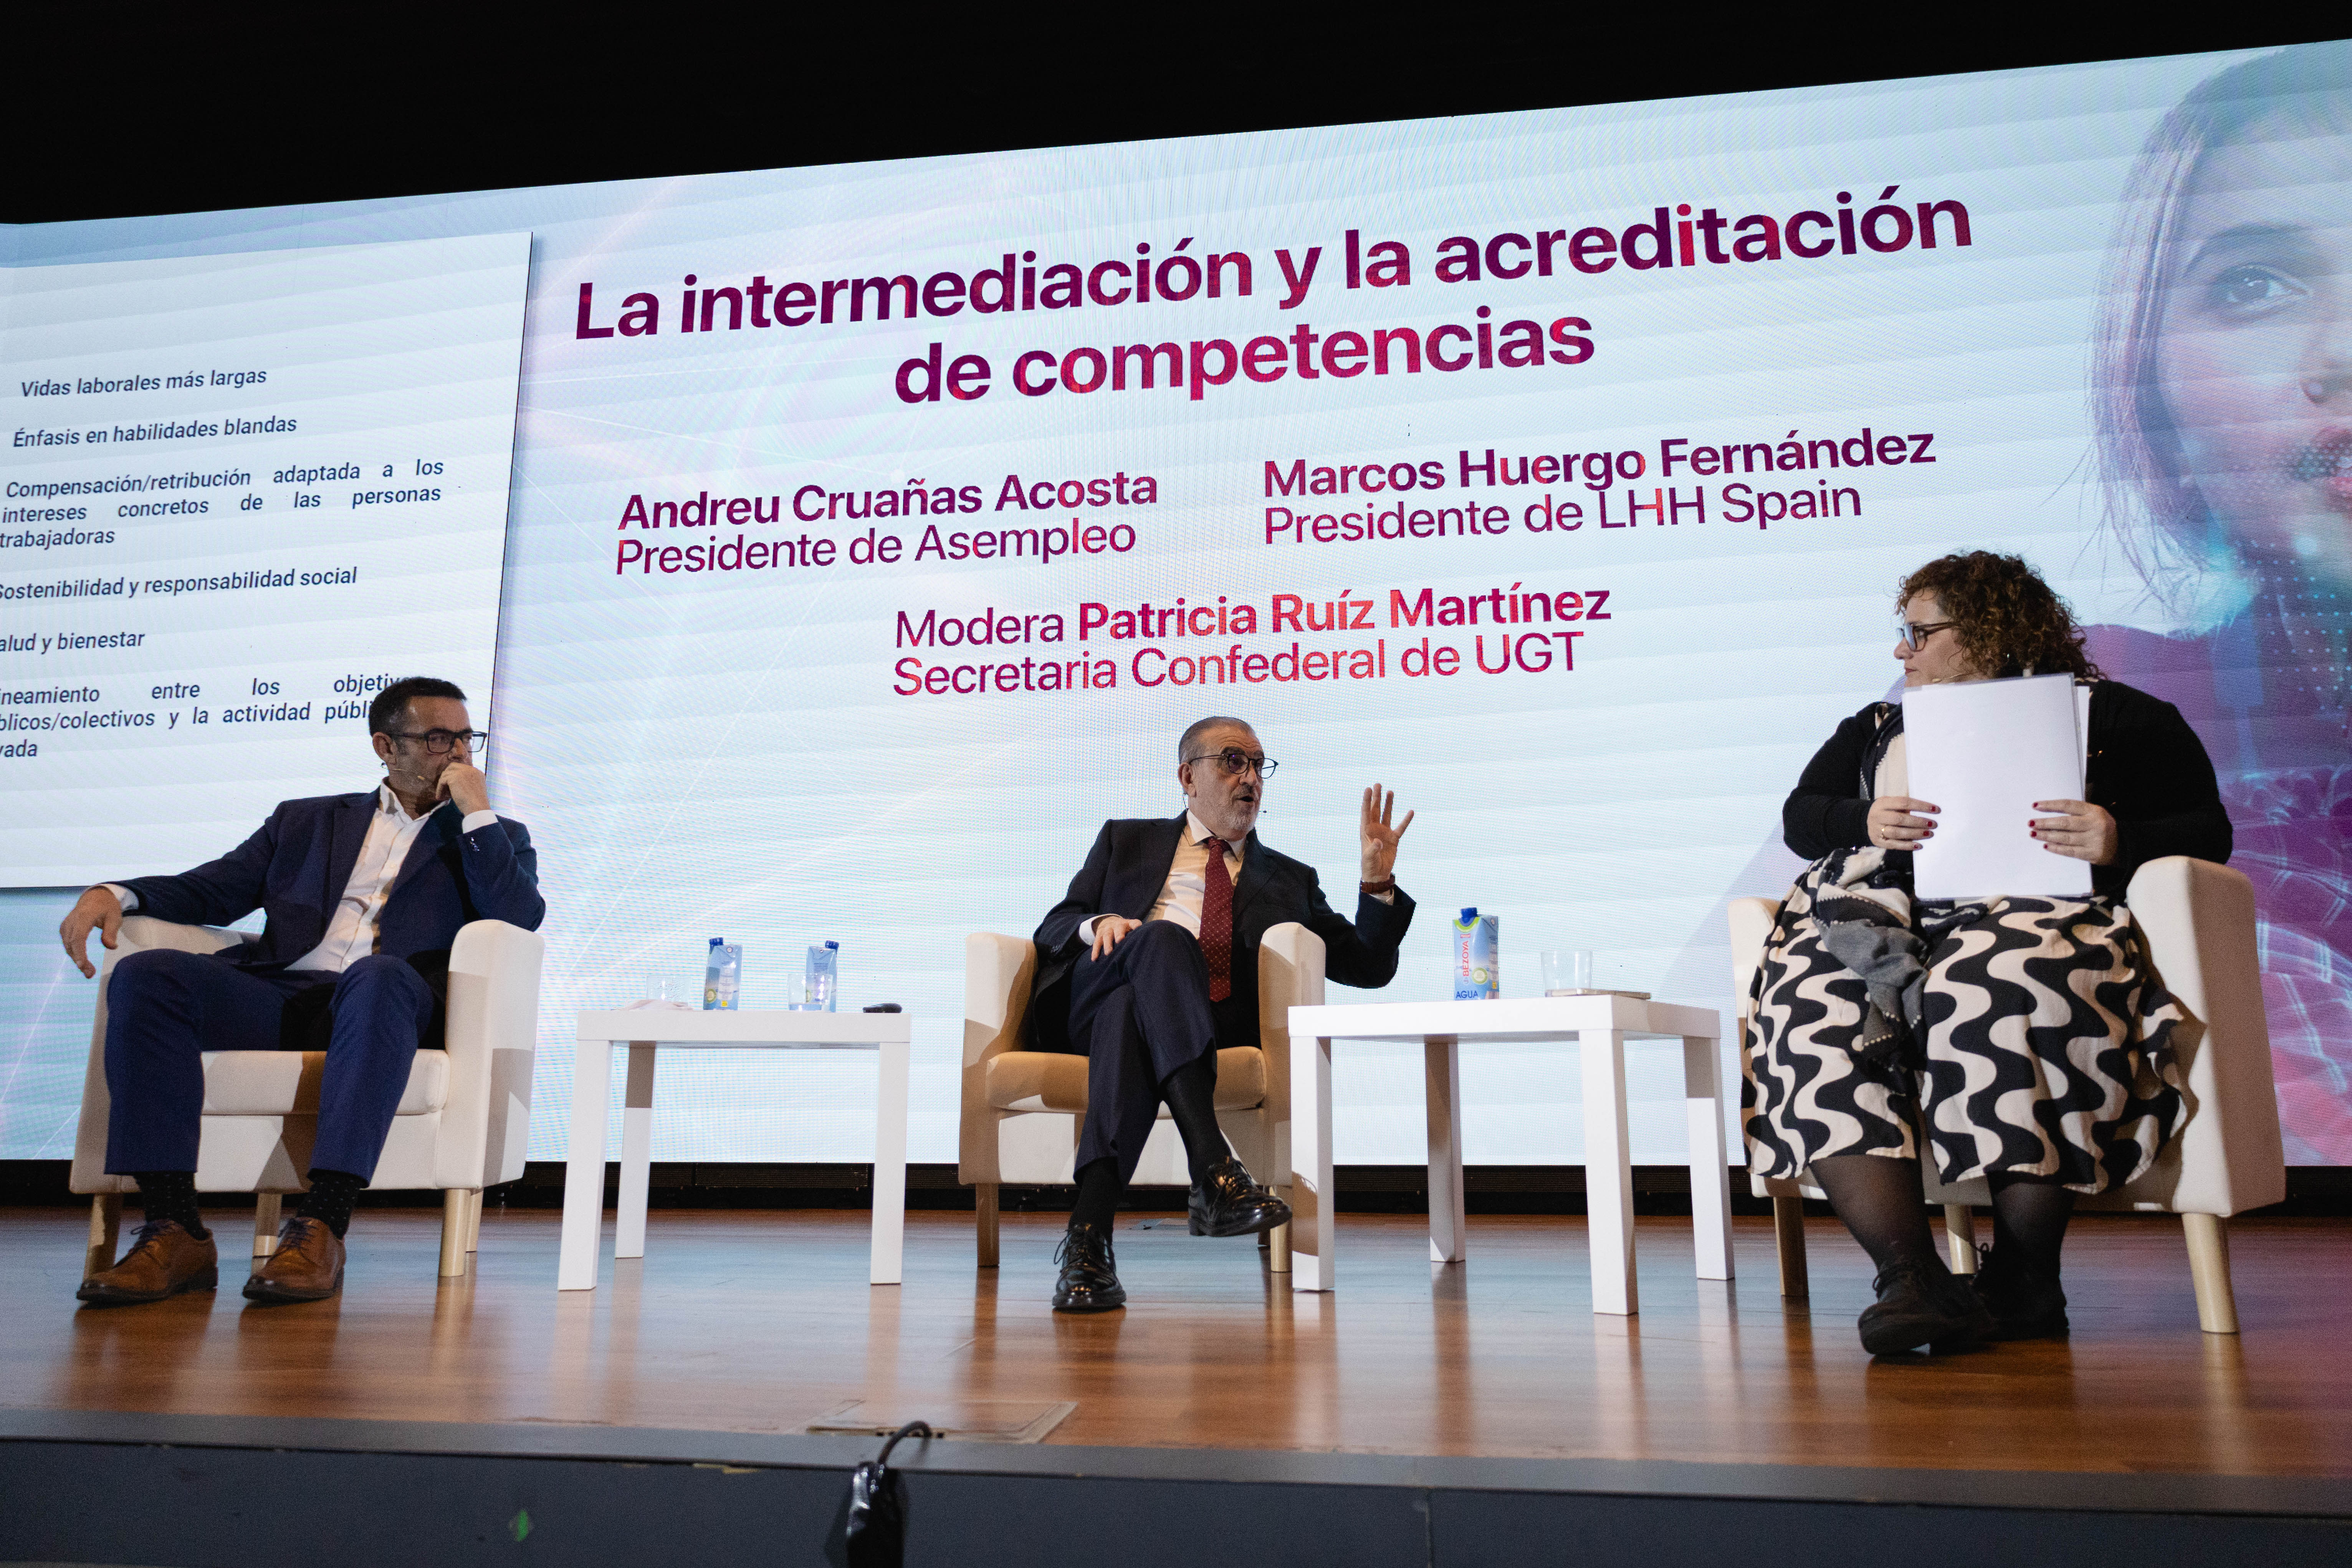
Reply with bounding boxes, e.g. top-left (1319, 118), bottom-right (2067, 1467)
top-left (2155, 119), bottom-right (2352, 589)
